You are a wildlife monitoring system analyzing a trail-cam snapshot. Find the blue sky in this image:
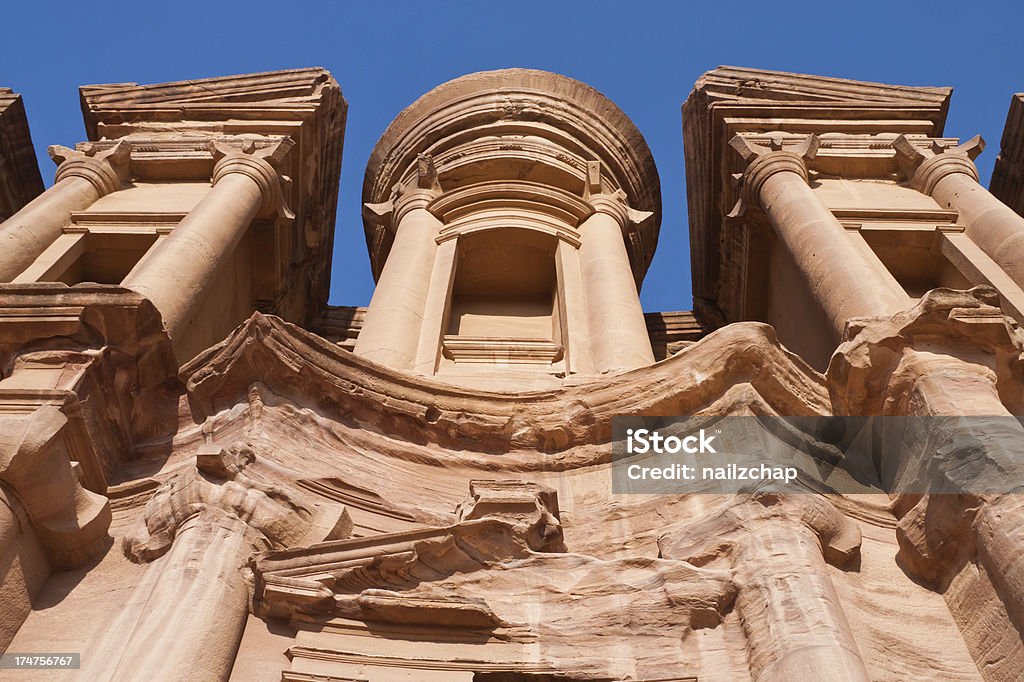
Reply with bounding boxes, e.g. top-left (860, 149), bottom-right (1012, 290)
top-left (3, 1), bottom-right (1022, 313)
